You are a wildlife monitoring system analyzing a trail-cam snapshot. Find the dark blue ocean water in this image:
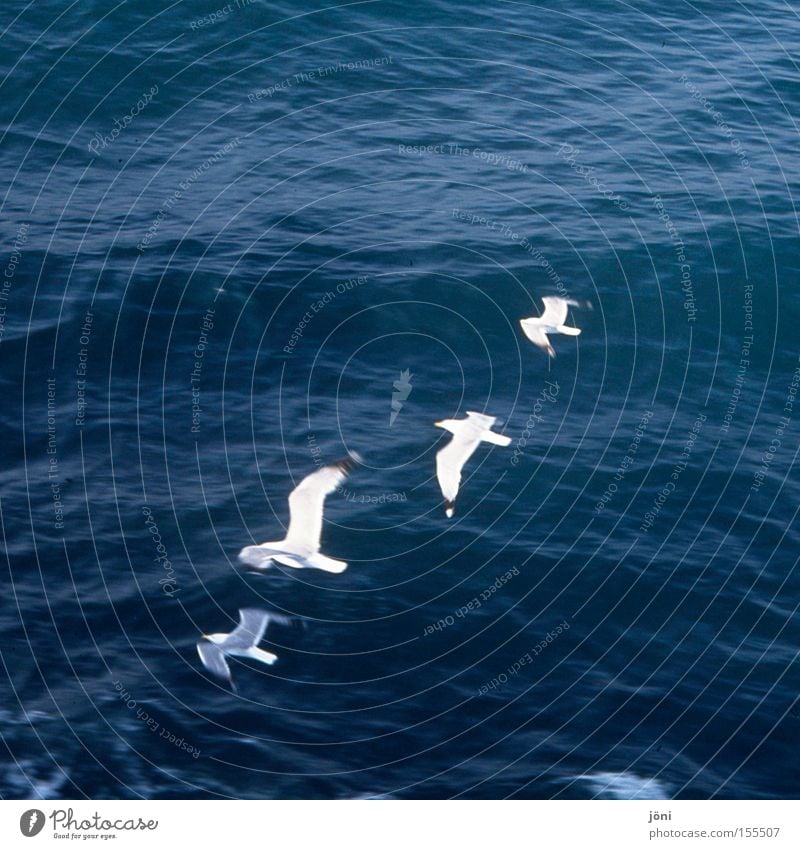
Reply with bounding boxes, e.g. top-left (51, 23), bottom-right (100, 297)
top-left (1, 0), bottom-right (799, 800)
